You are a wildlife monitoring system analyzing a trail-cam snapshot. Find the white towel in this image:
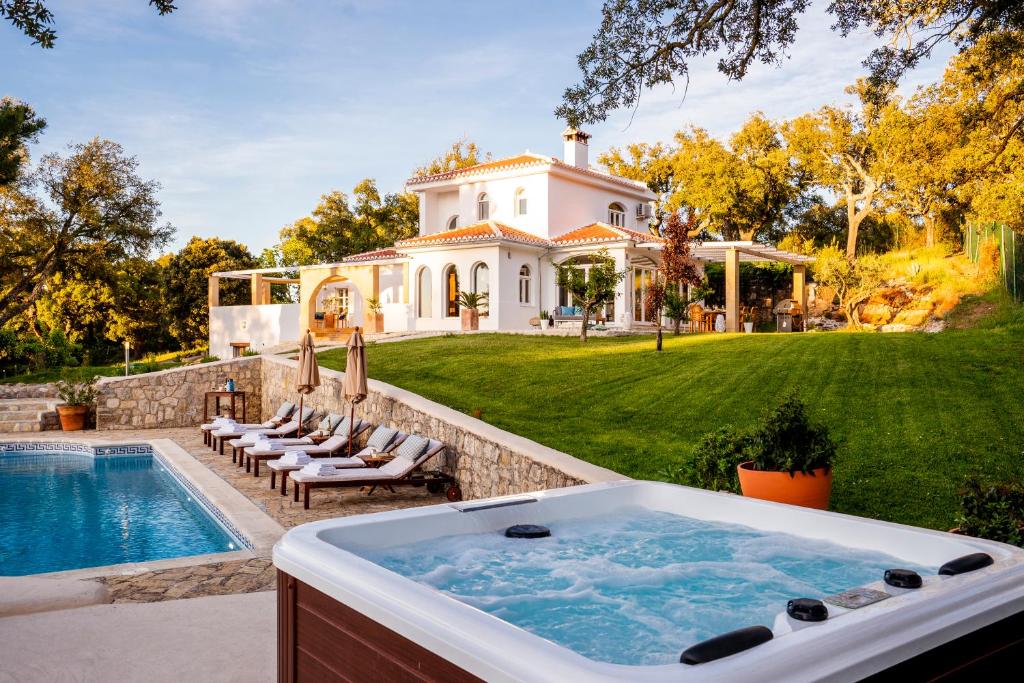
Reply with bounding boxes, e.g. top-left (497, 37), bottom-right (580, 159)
top-left (213, 426), bottom-right (238, 437)
top-left (213, 417), bottom-right (236, 427)
top-left (237, 432), bottom-right (261, 446)
top-left (280, 451), bottom-right (311, 466)
top-left (252, 436), bottom-right (273, 452)
top-left (300, 462), bottom-right (339, 477)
